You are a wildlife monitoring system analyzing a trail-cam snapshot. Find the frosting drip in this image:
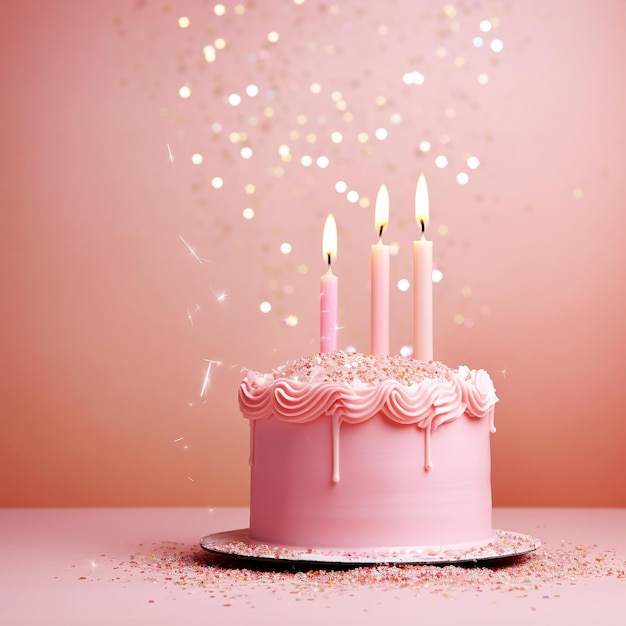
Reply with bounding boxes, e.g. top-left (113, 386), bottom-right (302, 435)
top-left (240, 354), bottom-right (497, 428)
top-left (240, 352), bottom-right (498, 479)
